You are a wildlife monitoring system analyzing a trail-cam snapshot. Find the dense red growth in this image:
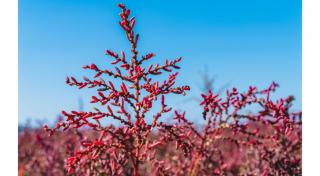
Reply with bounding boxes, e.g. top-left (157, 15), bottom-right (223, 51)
top-left (19, 4), bottom-right (302, 176)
